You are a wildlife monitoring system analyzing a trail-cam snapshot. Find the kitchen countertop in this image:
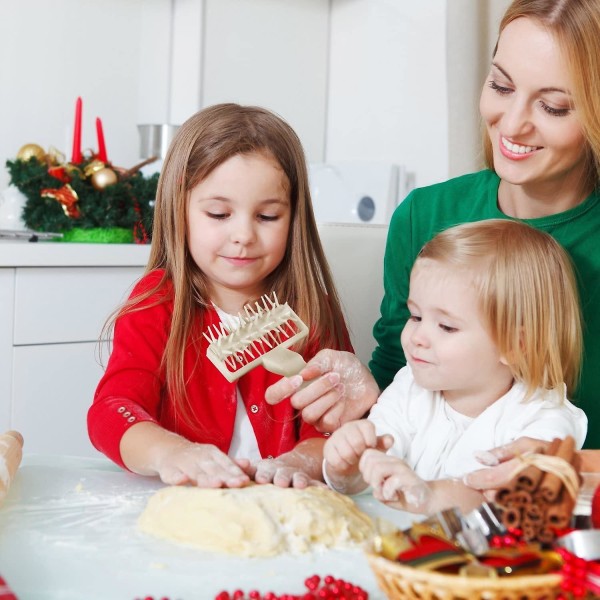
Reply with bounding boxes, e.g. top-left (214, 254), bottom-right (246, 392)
top-left (0, 455), bottom-right (414, 600)
top-left (0, 240), bottom-right (151, 267)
